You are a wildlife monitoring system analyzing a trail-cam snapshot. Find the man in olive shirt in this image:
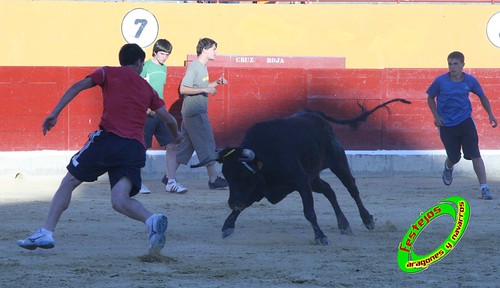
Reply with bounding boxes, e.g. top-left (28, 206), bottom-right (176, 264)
top-left (175, 38), bottom-right (228, 189)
